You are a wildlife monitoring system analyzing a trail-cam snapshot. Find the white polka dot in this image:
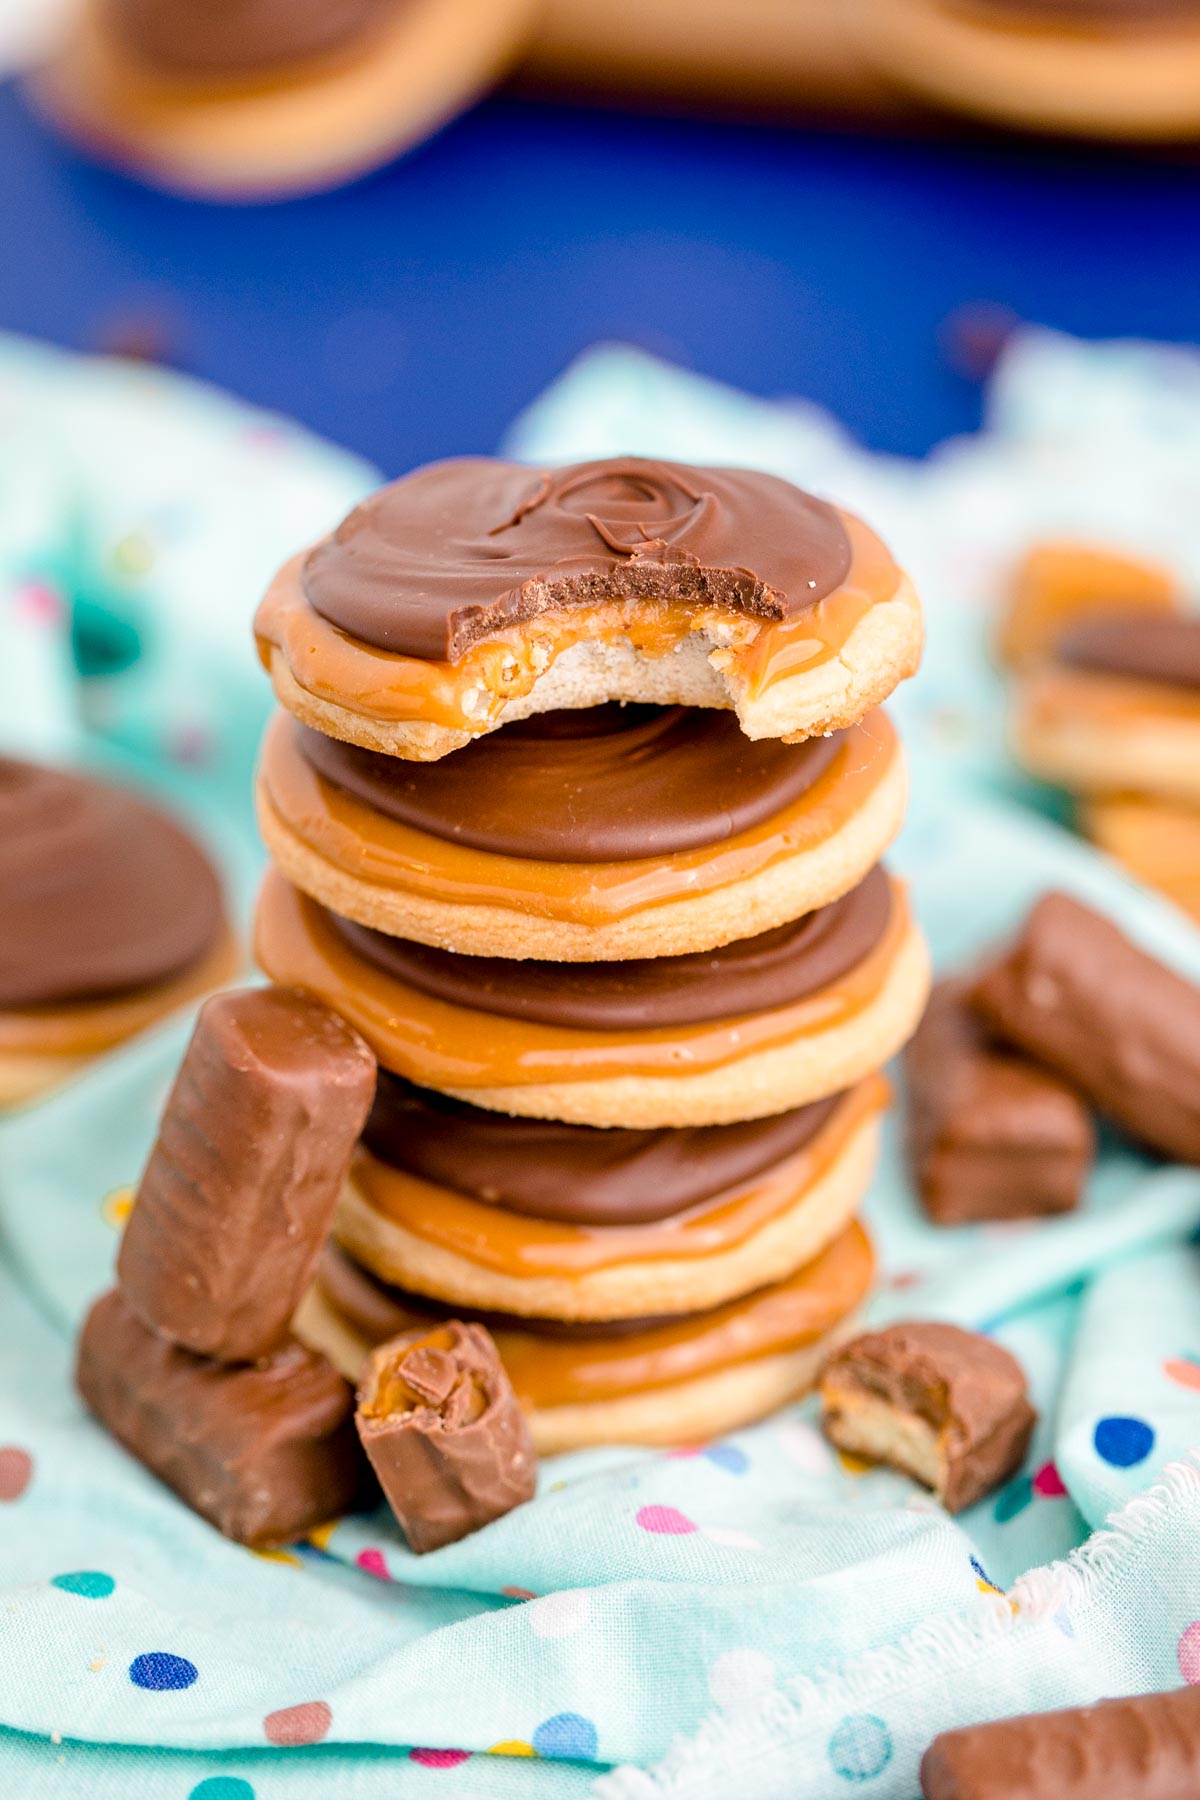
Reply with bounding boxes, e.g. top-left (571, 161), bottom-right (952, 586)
top-left (527, 1589), bottom-right (591, 1638)
top-left (708, 1648), bottom-right (776, 1709)
top-left (774, 1418), bottom-right (833, 1476)
top-left (702, 1527), bottom-right (763, 1551)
